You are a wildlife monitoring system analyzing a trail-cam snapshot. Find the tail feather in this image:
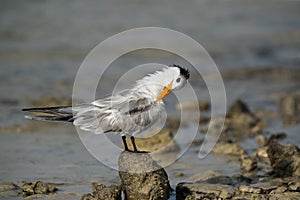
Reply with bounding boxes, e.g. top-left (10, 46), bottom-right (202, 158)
top-left (22, 105), bottom-right (74, 123)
